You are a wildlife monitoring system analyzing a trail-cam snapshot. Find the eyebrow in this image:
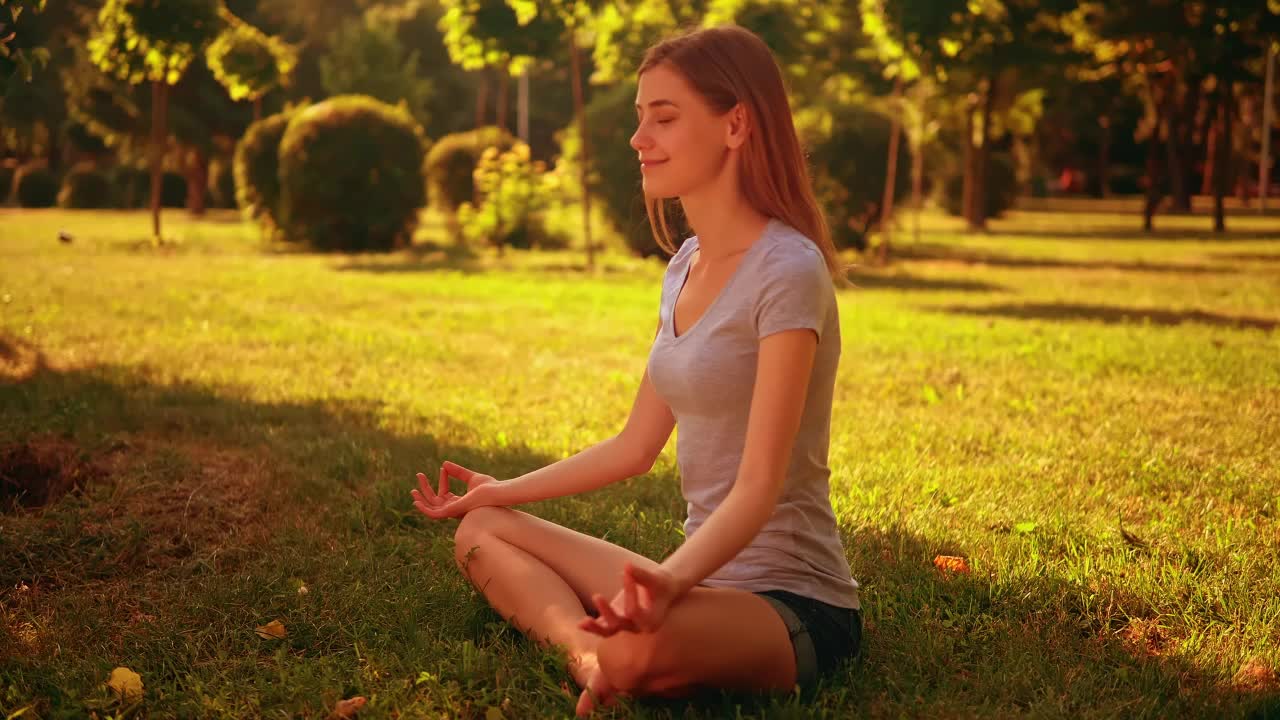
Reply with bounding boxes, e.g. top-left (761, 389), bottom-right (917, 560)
top-left (635, 99), bottom-right (679, 112)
